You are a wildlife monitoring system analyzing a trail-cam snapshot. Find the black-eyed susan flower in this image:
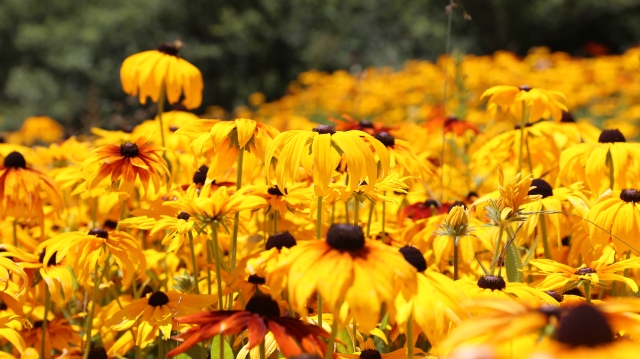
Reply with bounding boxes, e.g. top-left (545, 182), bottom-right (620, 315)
top-left (456, 275), bottom-right (557, 305)
top-left (38, 228), bottom-right (146, 288)
top-left (83, 134), bottom-right (170, 195)
top-left (106, 290), bottom-right (216, 348)
top-left (166, 292), bottom-right (330, 358)
top-left (528, 245), bottom-right (640, 296)
top-left (372, 132), bottom-right (433, 184)
top-left (586, 189), bottom-right (640, 253)
top-left (0, 314), bottom-right (26, 354)
top-left (0, 256), bottom-right (27, 302)
top-left (271, 223), bottom-right (417, 332)
top-left (120, 41), bottom-right (203, 109)
top-left (265, 126), bottom-right (390, 197)
top-left (21, 312), bottom-right (81, 359)
top-left (481, 85), bottom-right (567, 122)
top-left (329, 114), bottom-right (394, 136)
top-left (0, 150), bottom-right (63, 224)
top-left (246, 232), bottom-right (297, 290)
top-left (339, 338), bottom-right (429, 359)
top-left (558, 129), bottom-right (640, 196)
top-left (177, 118), bottom-right (280, 181)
